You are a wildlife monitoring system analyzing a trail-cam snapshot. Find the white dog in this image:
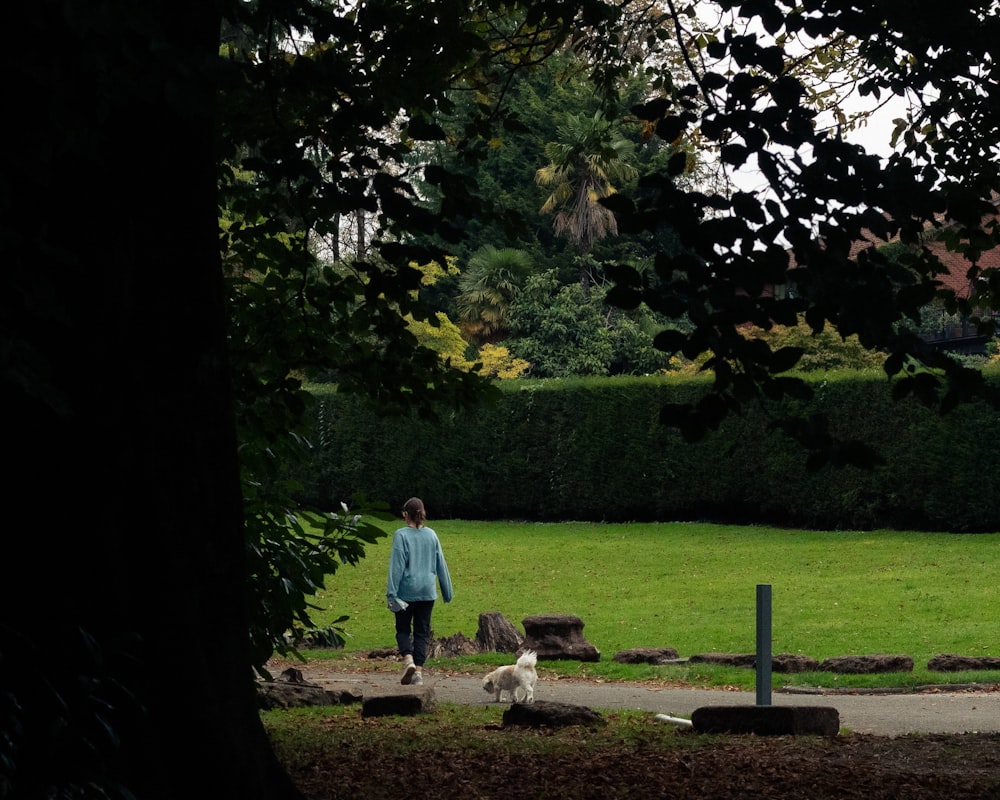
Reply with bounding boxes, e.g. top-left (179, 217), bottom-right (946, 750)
top-left (482, 650), bottom-right (537, 704)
